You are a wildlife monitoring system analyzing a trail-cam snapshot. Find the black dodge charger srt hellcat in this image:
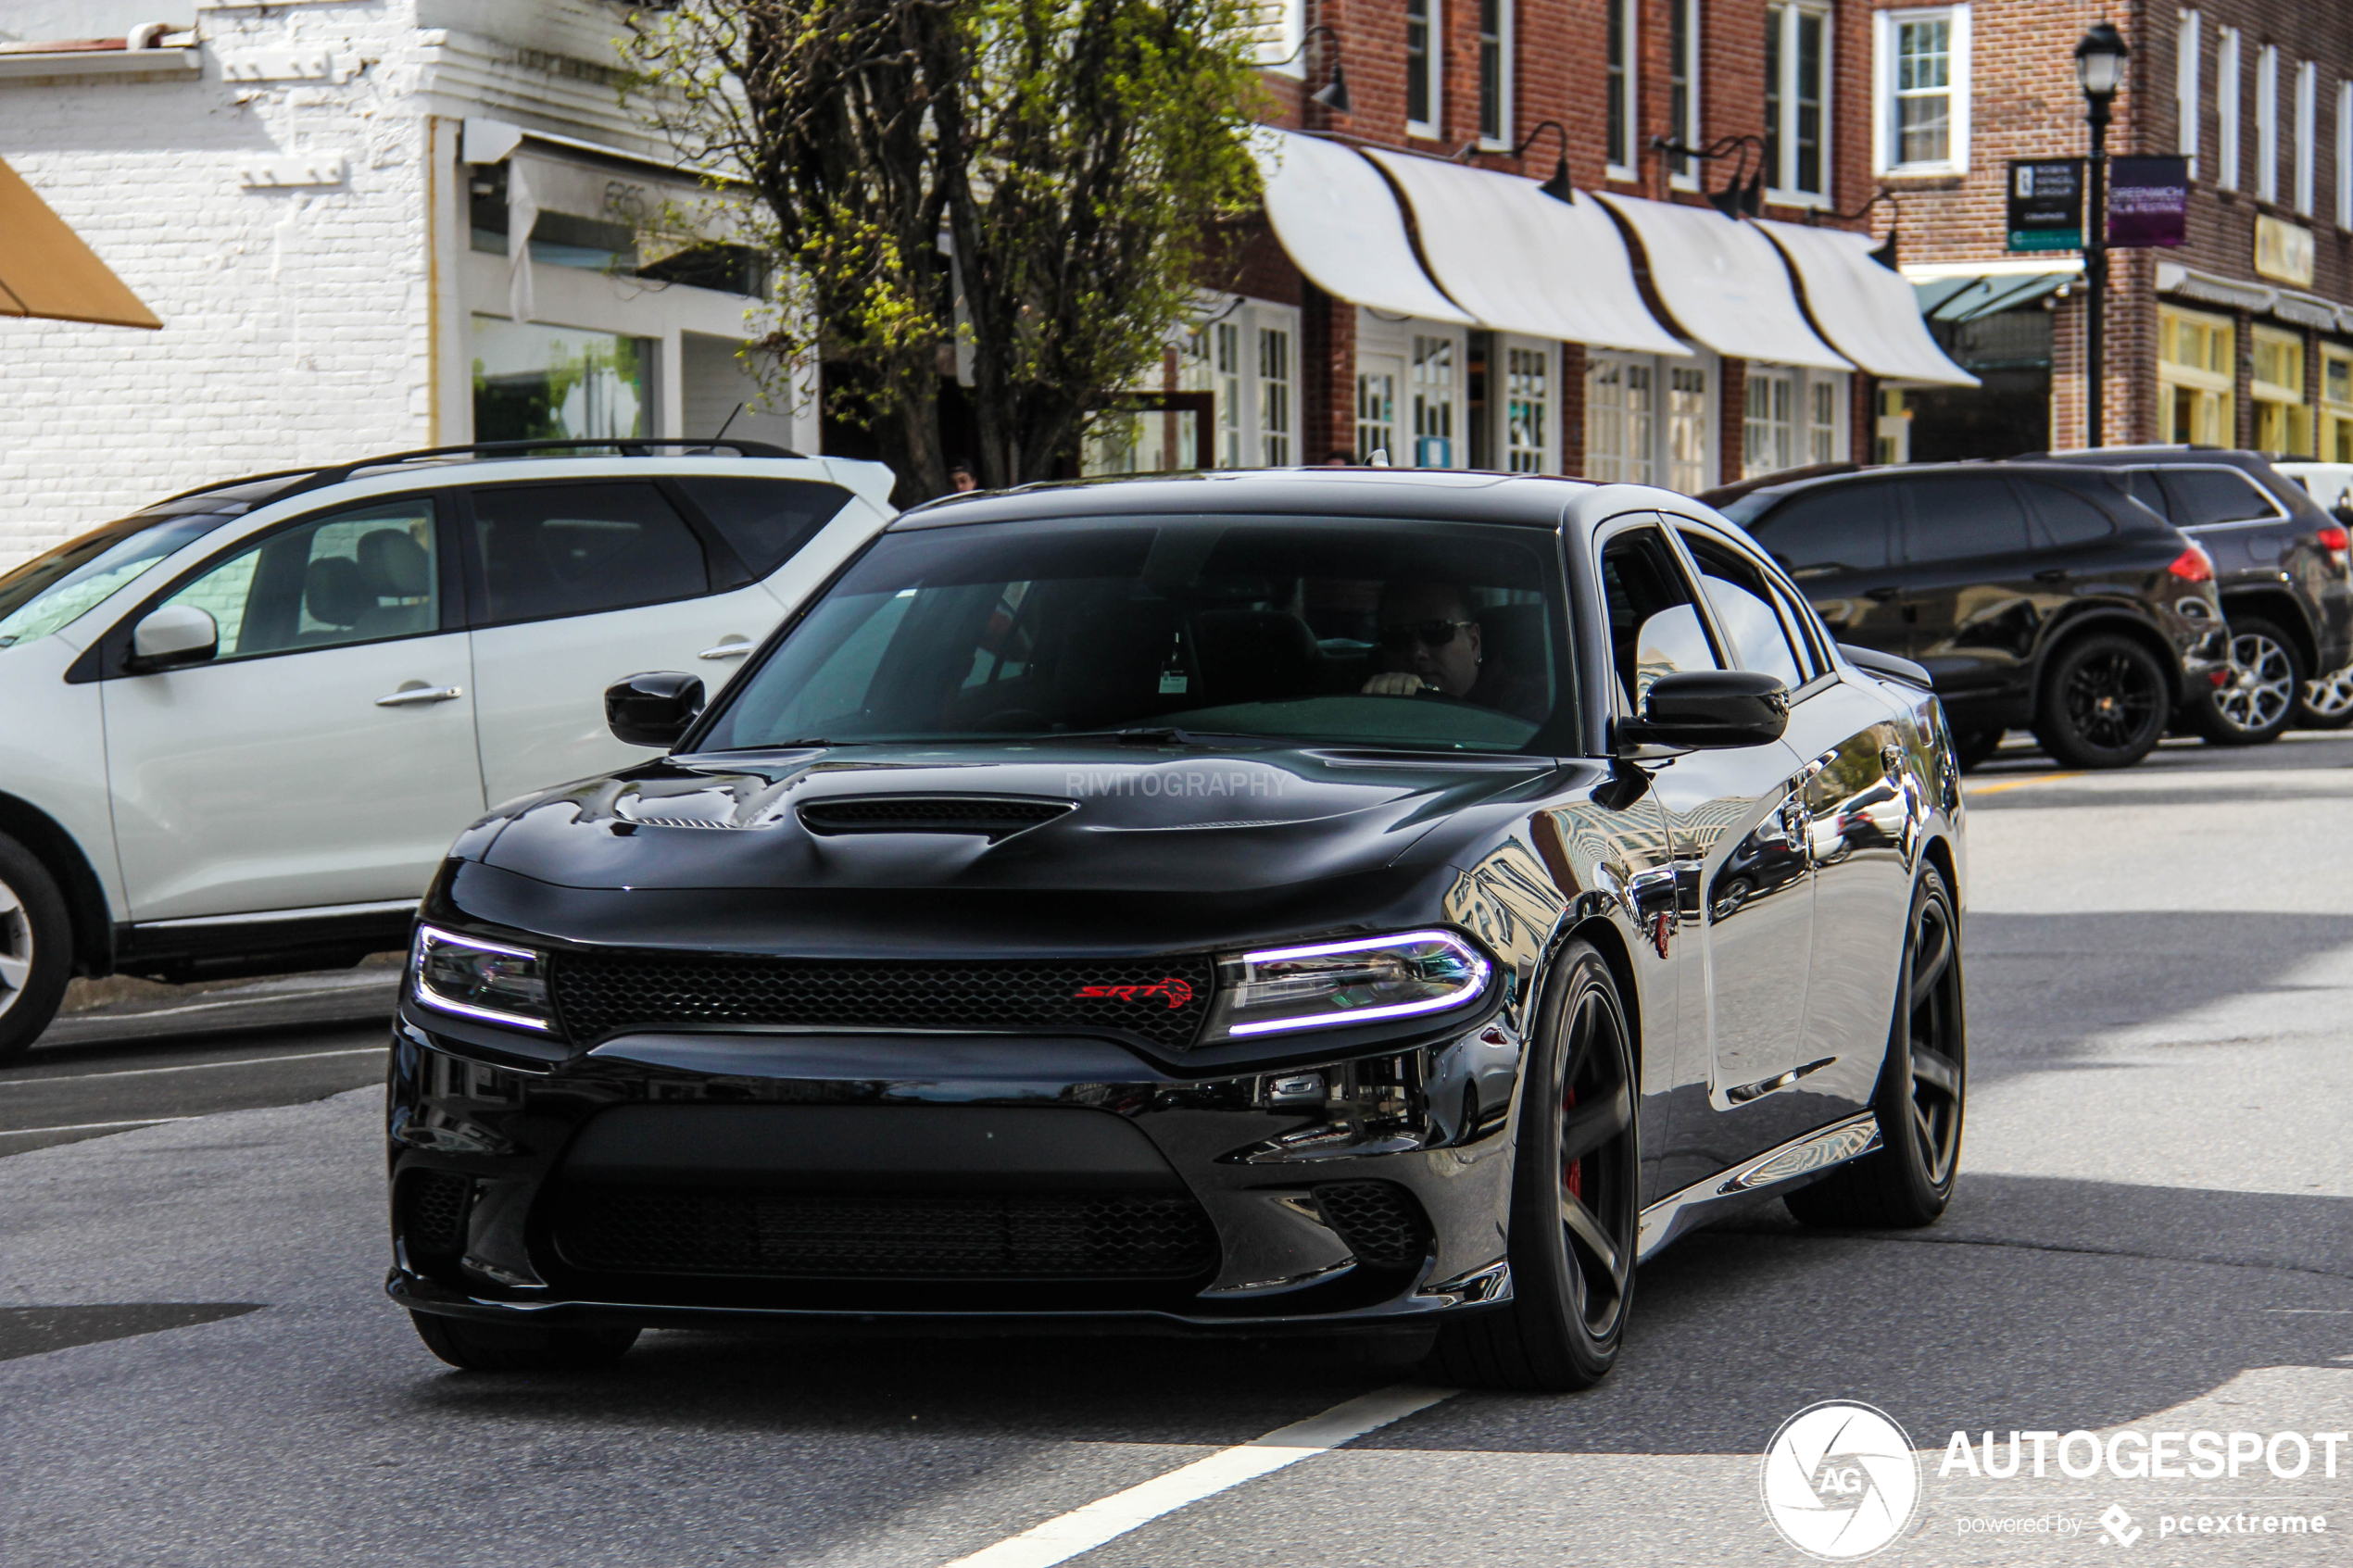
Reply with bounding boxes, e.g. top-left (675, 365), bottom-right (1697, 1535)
top-left (389, 469), bottom-right (1968, 1392)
